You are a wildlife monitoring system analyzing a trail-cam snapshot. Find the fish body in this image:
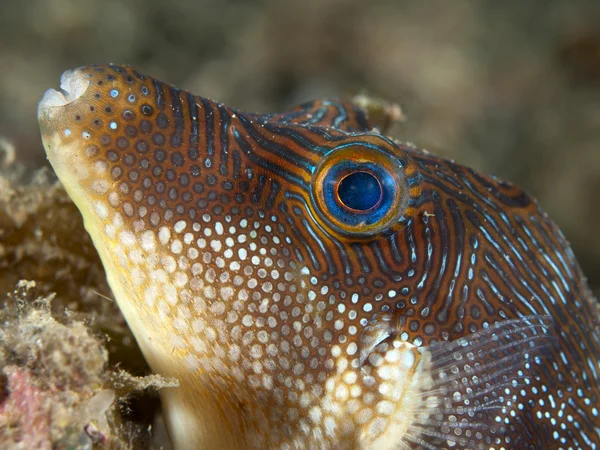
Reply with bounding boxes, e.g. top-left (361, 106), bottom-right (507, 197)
top-left (38, 65), bottom-right (600, 449)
